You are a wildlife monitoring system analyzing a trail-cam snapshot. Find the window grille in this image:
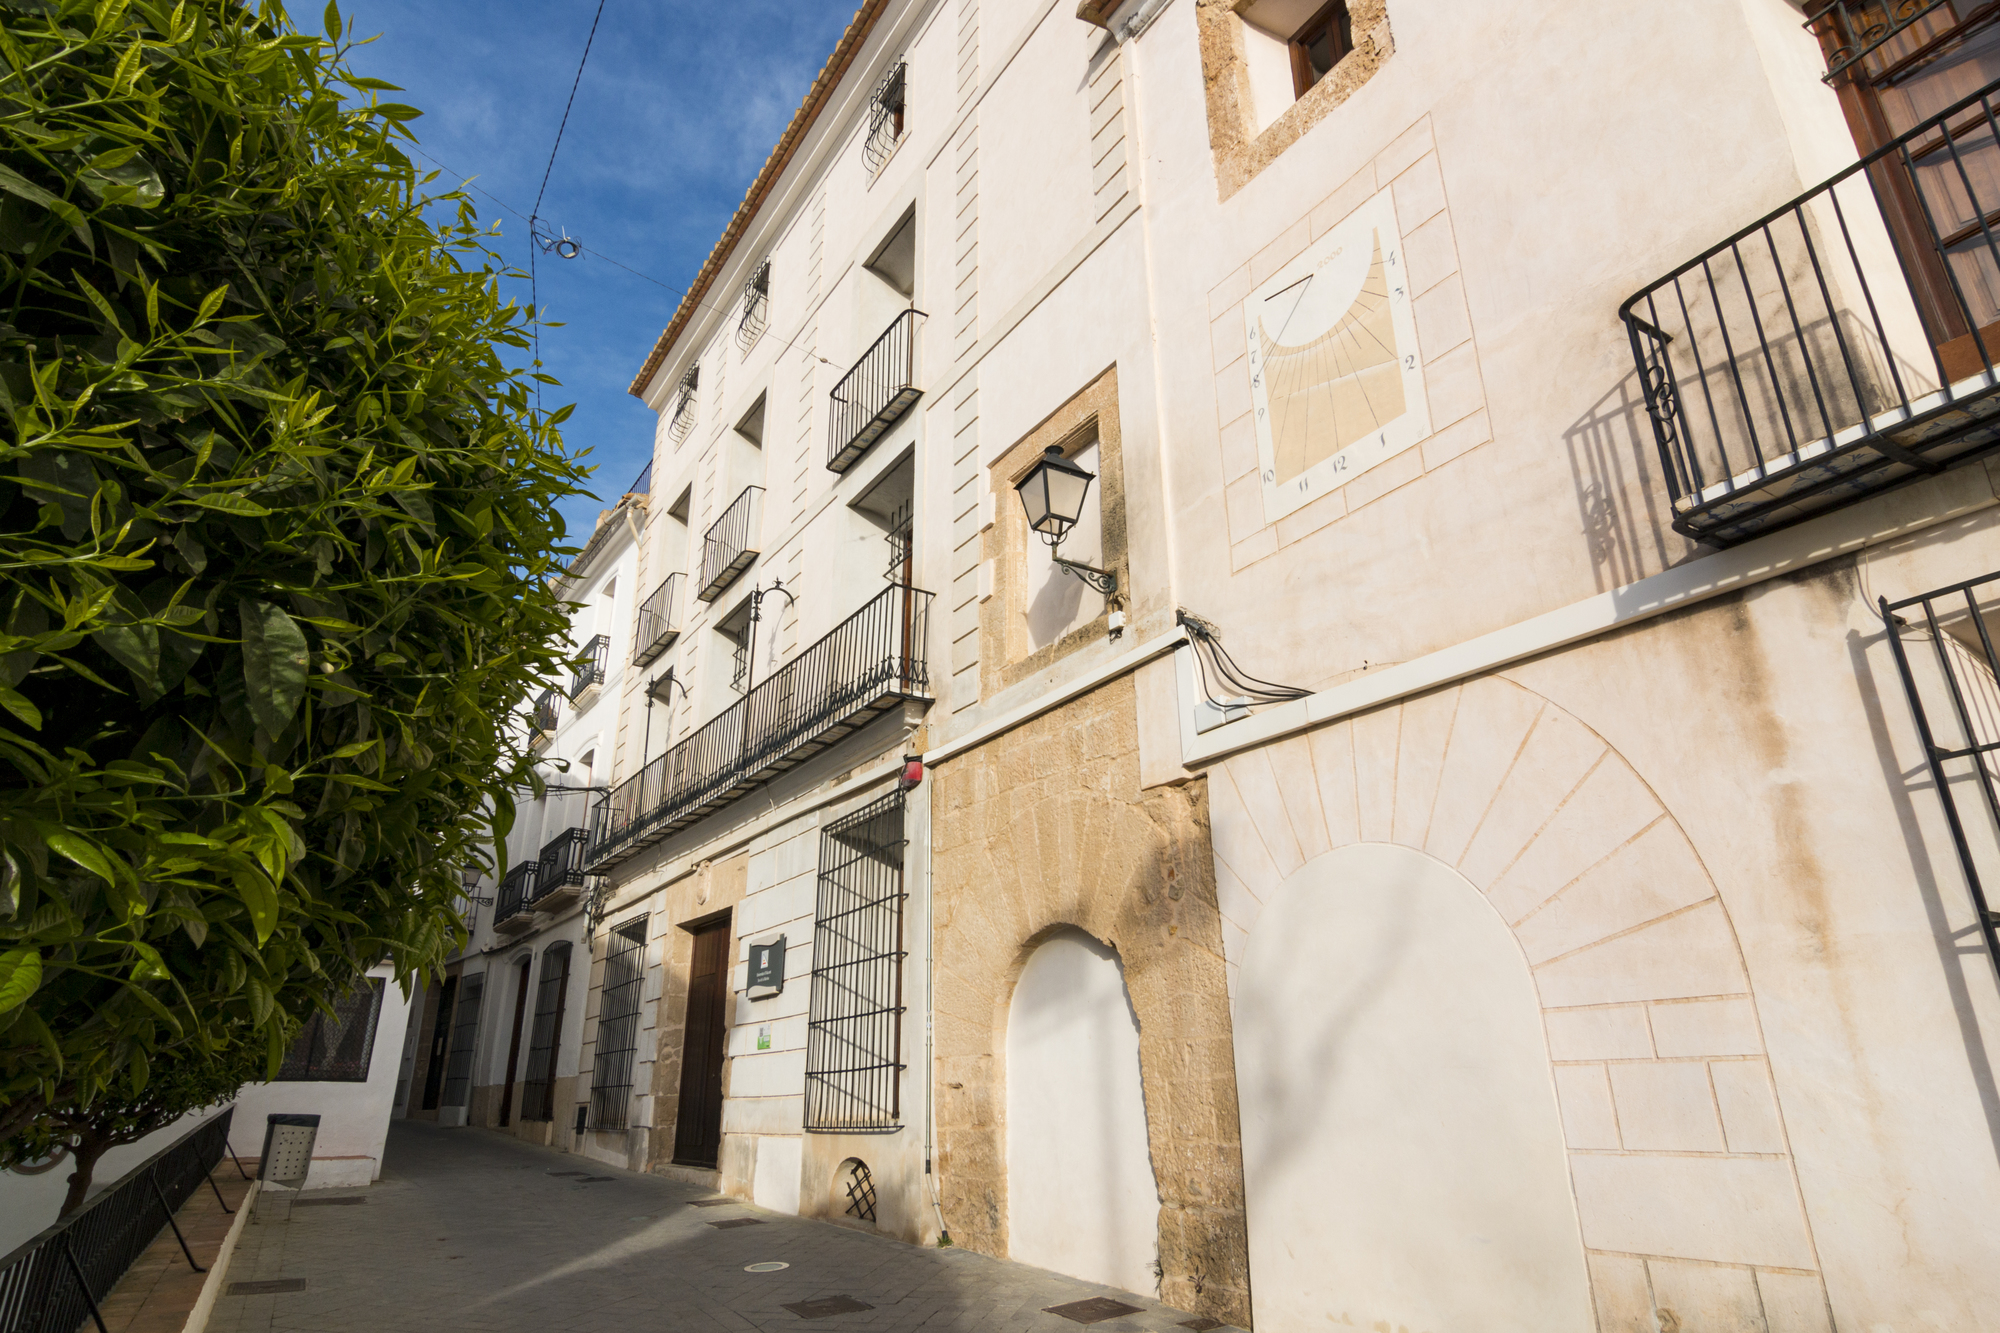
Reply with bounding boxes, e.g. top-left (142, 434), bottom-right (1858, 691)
top-left (520, 943), bottom-right (573, 1122)
top-left (531, 687), bottom-right (560, 736)
top-left (884, 502), bottom-right (913, 582)
top-left (668, 366), bottom-right (699, 444)
top-left (589, 916), bottom-right (650, 1131)
top-left (737, 262), bottom-right (770, 353)
top-left (277, 980), bottom-right (385, 1082)
top-left (842, 1159), bottom-right (877, 1224)
top-left (441, 972), bottom-right (485, 1107)
top-left (863, 62), bottom-right (907, 172)
top-left (1882, 571), bottom-right (2000, 983)
top-left (804, 792), bottom-right (908, 1130)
